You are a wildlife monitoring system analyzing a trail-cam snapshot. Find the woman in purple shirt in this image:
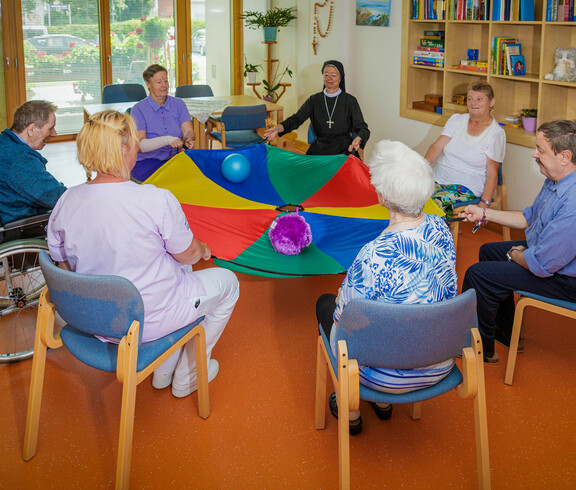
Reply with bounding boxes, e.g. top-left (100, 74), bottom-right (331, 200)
top-left (130, 64), bottom-right (195, 181)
